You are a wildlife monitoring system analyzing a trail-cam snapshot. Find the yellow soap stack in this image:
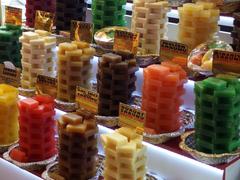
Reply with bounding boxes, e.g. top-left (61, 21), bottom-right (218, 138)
top-left (57, 41), bottom-right (95, 102)
top-left (20, 30), bottom-right (56, 89)
top-left (0, 84), bottom-right (19, 145)
top-left (131, 0), bottom-right (169, 54)
top-left (101, 127), bottom-right (147, 180)
top-left (178, 2), bottom-right (220, 50)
